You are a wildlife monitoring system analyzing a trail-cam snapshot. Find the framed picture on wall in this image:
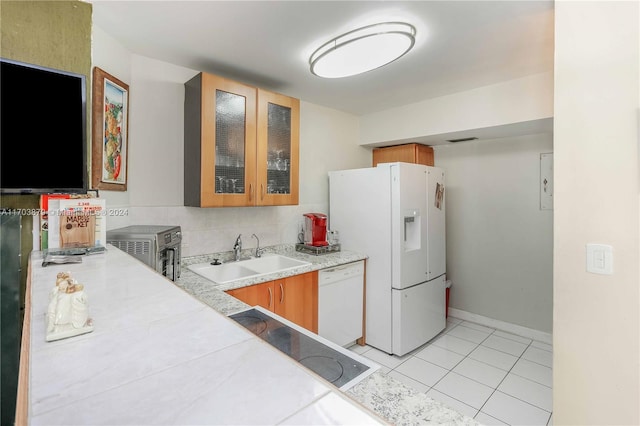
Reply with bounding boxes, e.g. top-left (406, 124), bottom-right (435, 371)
top-left (91, 67), bottom-right (129, 191)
